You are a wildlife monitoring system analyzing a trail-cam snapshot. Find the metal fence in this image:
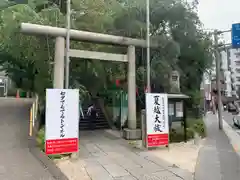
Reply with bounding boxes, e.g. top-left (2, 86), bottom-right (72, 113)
top-left (29, 95), bottom-right (39, 136)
